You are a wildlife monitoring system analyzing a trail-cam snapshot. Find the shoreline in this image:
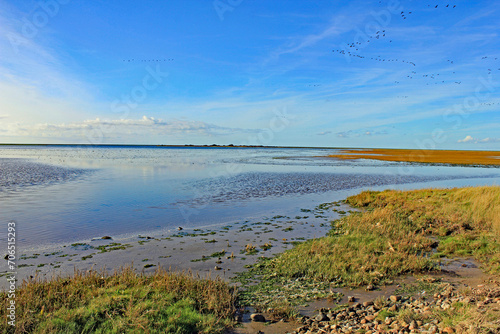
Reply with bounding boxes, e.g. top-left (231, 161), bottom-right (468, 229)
top-left (2, 185), bottom-right (500, 333)
top-left (4, 175), bottom-right (500, 288)
top-left (0, 199), bottom-right (347, 290)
